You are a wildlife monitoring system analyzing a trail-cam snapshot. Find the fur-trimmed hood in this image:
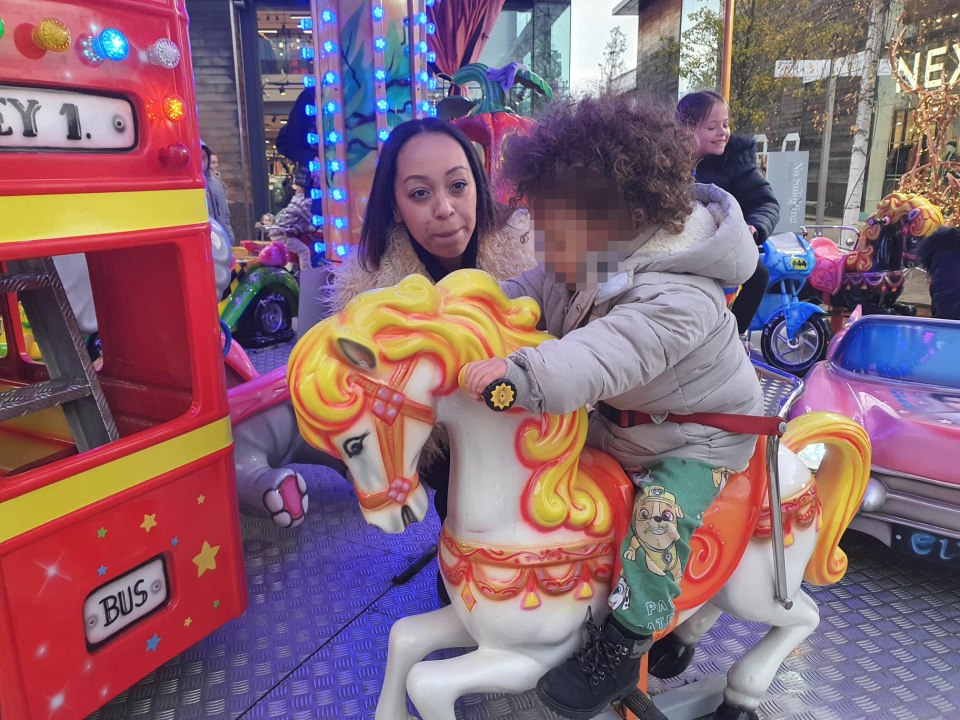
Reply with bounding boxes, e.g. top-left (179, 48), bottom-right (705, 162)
top-left (615, 183), bottom-right (757, 286)
top-left (321, 209), bottom-right (535, 313)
